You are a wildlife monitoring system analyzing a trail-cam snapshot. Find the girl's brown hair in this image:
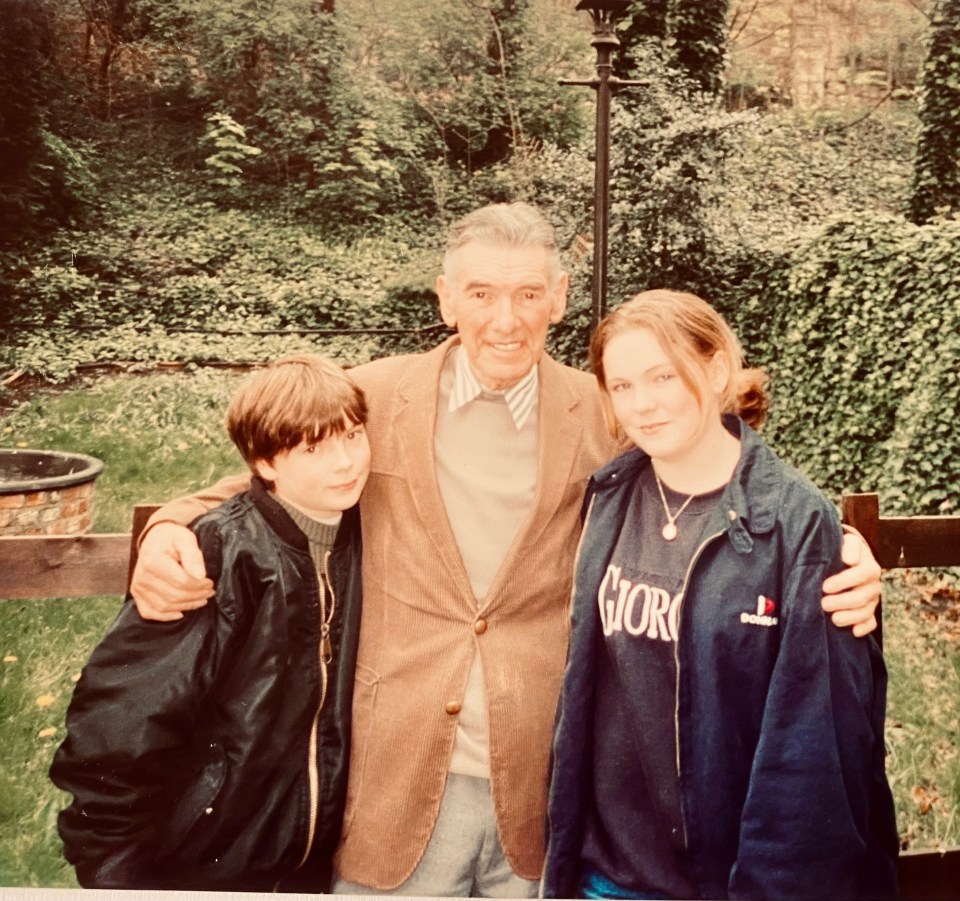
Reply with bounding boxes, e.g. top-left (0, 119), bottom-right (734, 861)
top-left (589, 289), bottom-right (769, 437)
top-left (226, 354), bottom-right (368, 468)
